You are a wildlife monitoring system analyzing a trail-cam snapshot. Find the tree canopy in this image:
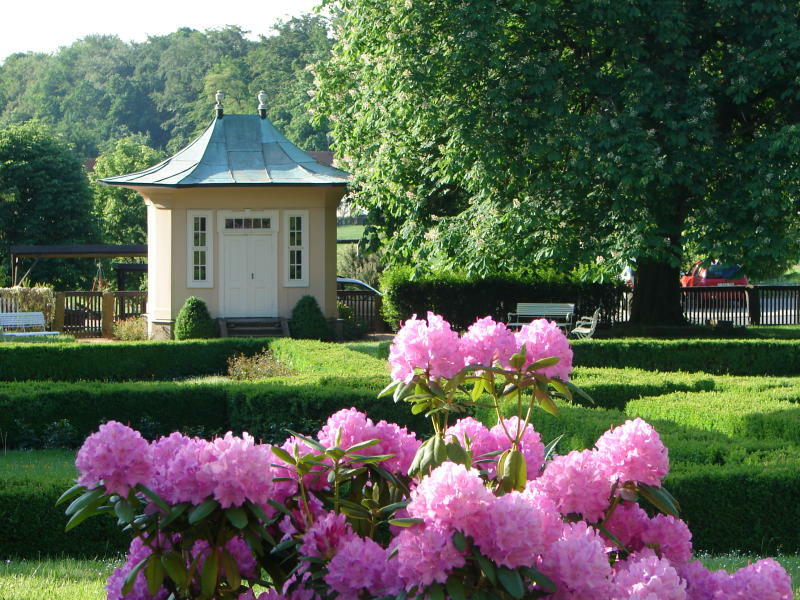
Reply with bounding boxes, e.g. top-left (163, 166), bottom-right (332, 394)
top-left (0, 121), bottom-right (97, 287)
top-left (0, 17), bottom-right (334, 158)
top-left (316, 0), bottom-right (800, 324)
top-left (90, 135), bottom-right (166, 245)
